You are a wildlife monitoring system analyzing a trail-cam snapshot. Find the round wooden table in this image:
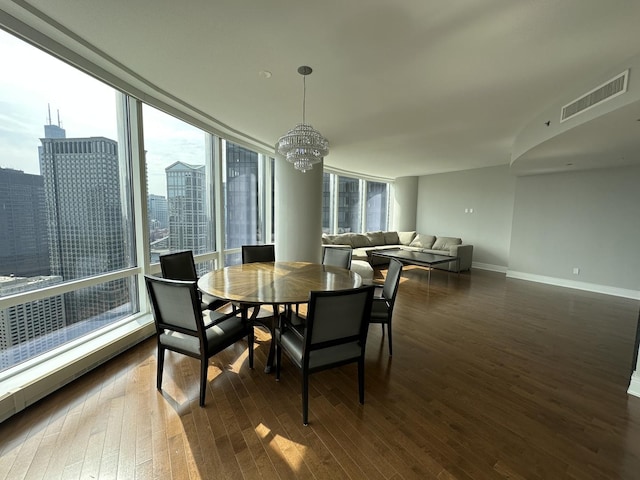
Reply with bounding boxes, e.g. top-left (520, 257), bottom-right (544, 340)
top-left (198, 261), bottom-right (362, 372)
top-left (197, 261), bottom-right (362, 305)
